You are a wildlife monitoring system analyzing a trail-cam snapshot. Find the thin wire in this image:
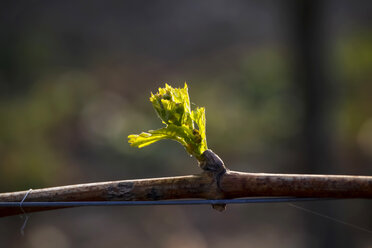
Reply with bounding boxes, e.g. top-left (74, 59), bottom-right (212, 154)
top-left (0, 197), bottom-right (328, 207)
top-left (288, 203), bottom-right (372, 235)
top-left (5, 195), bottom-right (369, 236)
top-left (19, 189), bottom-right (32, 236)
